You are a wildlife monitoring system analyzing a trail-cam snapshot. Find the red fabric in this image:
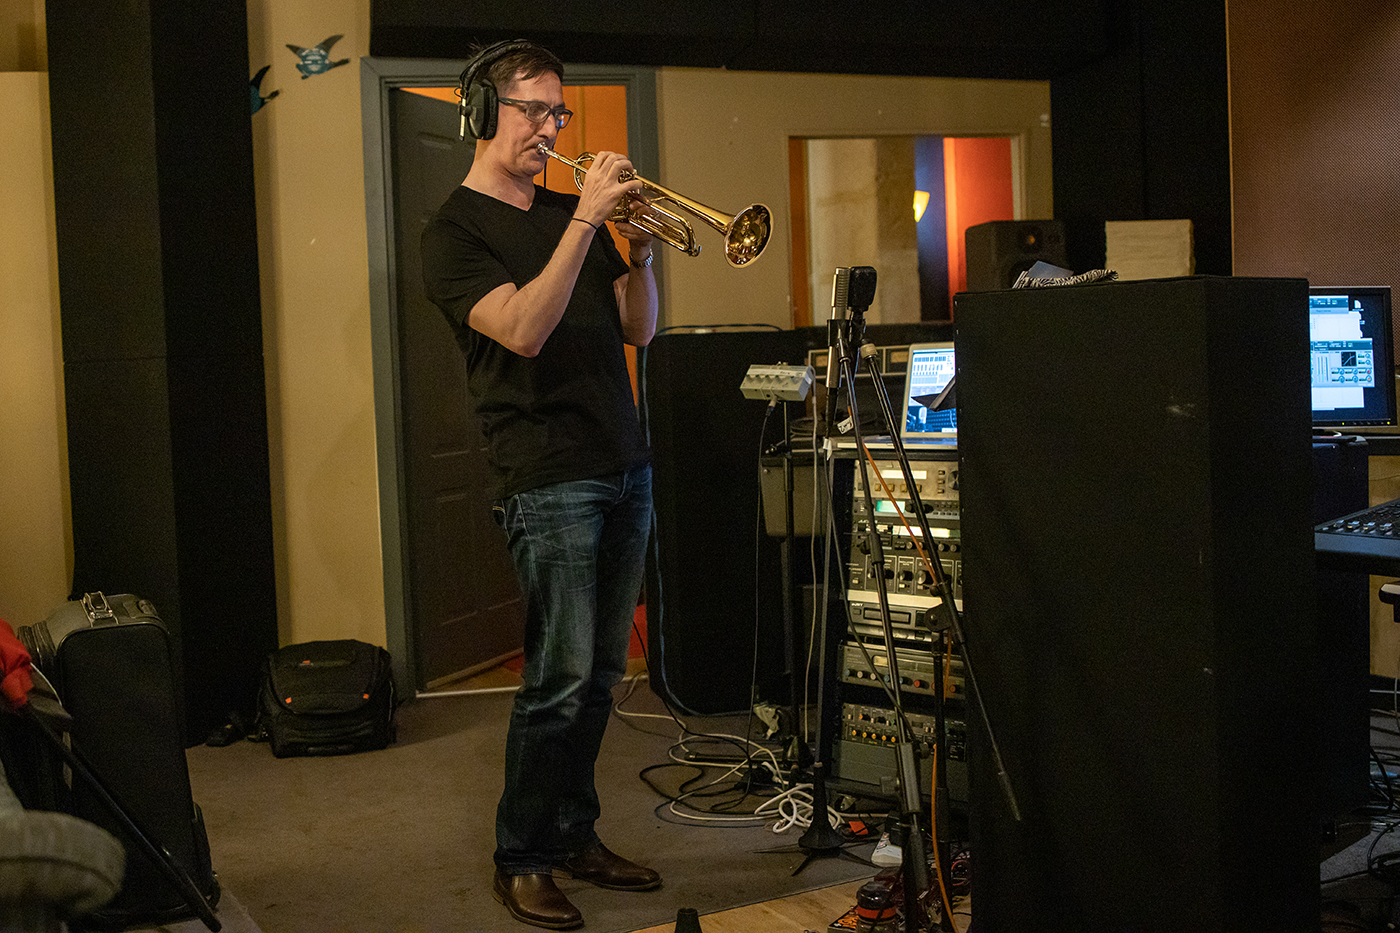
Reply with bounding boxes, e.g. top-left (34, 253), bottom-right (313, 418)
top-left (0, 619), bottom-right (33, 710)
